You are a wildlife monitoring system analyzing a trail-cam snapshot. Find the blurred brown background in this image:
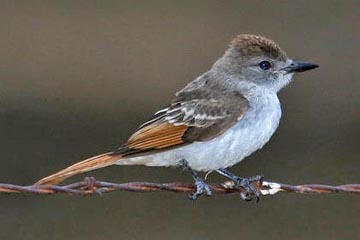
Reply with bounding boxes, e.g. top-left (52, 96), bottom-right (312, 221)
top-left (0, 1), bottom-right (359, 240)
